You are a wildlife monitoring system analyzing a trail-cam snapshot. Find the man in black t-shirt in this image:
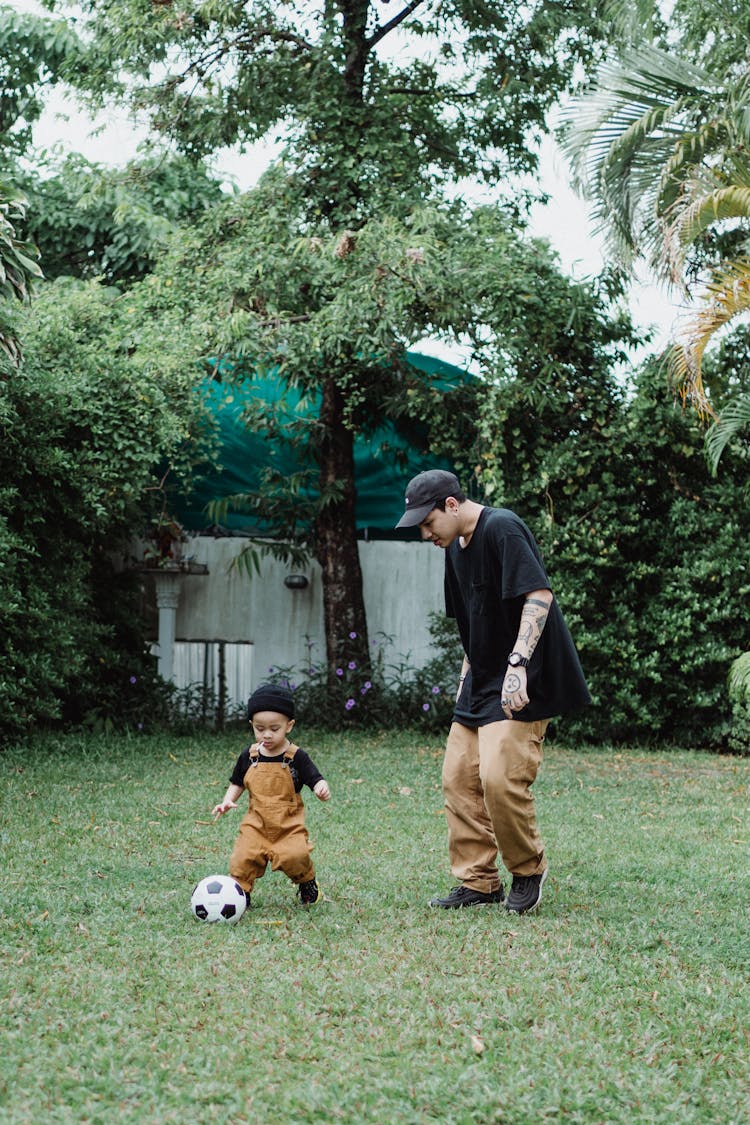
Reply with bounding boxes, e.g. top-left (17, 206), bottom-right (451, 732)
top-left (397, 469), bottom-right (590, 914)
